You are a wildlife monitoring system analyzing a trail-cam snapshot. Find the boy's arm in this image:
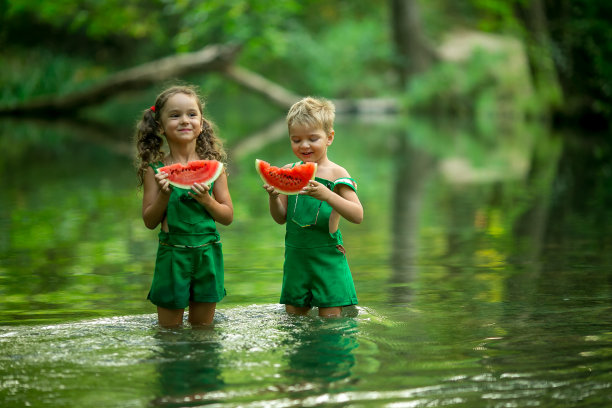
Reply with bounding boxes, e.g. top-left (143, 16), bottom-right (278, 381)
top-left (263, 185), bottom-right (288, 224)
top-left (301, 167), bottom-right (363, 224)
top-left (306, 181), bottom-right (362, 224)
top-left (325, 184), bottom-right (363, 224)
